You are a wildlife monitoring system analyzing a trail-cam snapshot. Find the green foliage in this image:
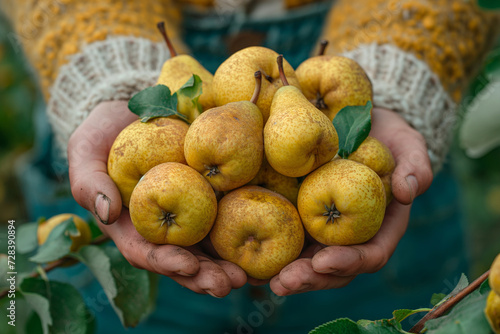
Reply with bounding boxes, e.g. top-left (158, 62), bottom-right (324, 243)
top-left (20, 278), bottom-right (94, 334)
top-left (29, 218), bottom-right (77, 263)
top-left (332, 101), bottom-right (372, 159)
top-left (17, 222), bottom-right (39, 254)
top-left (477, 0), bottom-right (500, 10)
top-left (310, 274), bottom-right (494, 334)
top-left (128, 75), bottom-right (203, 123)
top-left (423, 281), bottom-right (491, 333)
top-left (309, 309), bottom-right (430, 334)
top-left (71, 245), bottom-right (158, 328)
